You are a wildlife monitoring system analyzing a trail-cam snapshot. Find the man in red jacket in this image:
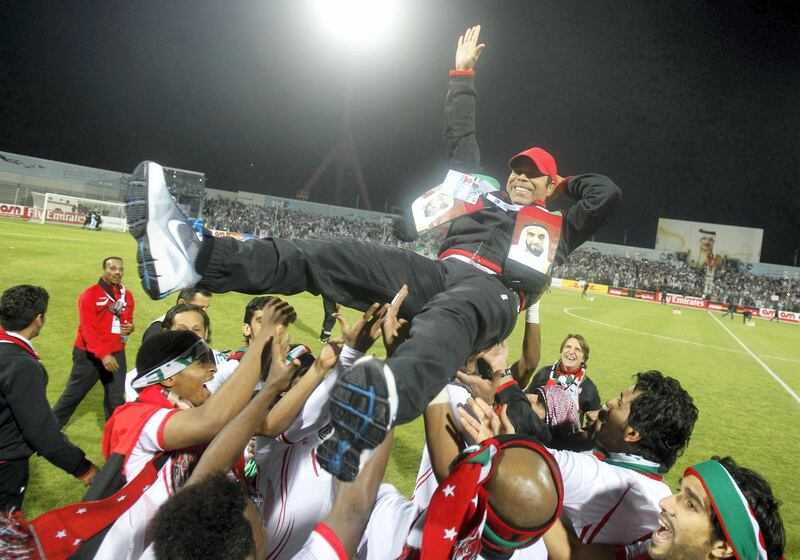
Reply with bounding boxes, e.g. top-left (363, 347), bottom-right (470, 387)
top-left (53, 256), bottom-right (135, 426)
